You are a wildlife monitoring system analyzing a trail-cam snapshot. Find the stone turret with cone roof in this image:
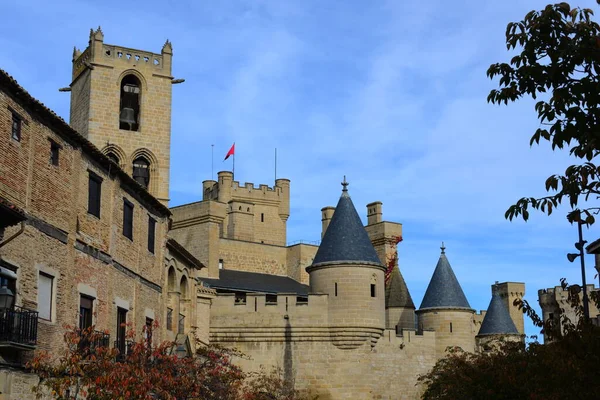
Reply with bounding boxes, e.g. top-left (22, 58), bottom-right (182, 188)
top-left (416, 243), bottom-right (475, 358)
top-left (307, 177), bottom-right (386, 349)
top-left (476, 283), bottom-right (523, 352)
